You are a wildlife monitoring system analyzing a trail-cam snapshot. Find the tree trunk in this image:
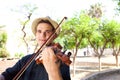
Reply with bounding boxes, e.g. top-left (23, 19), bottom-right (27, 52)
top-left (72, 56), bottom-right (76, 77)
top-left (98, 56), bottom-right (102, 71)
top-left (115, 55), bottom-right (119, 67)
top-left (72, 47), bottom-right (78, 77)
